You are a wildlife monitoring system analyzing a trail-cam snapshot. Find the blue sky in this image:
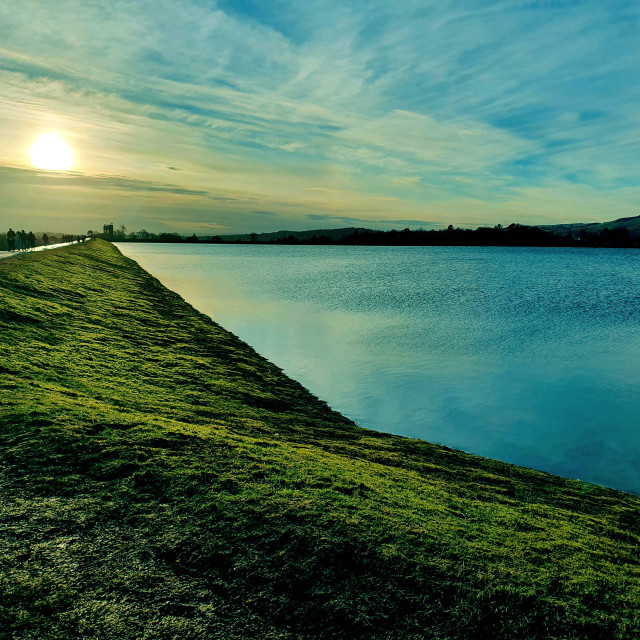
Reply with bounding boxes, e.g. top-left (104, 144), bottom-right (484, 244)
top-left (0, 0), bottom-right (638, 234)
